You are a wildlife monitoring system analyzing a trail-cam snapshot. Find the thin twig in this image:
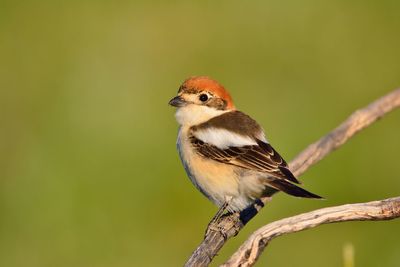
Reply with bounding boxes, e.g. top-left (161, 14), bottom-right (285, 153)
top-left (184, 88), bottom-right (400, 267)
top-left (223, 197), bottom-right (400, 267)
